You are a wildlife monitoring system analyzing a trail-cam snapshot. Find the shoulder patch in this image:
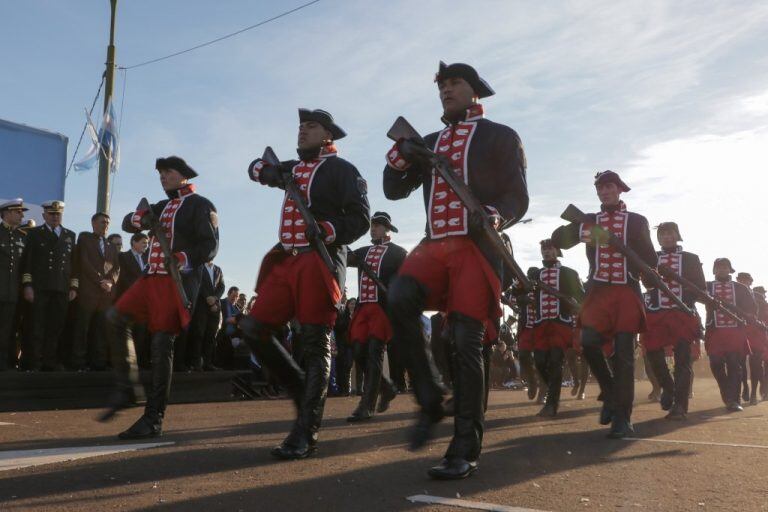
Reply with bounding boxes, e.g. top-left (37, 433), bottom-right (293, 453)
top-left (210, 211), bottom-right (219, 228)
top-left (357, 177), bottom-right (368, 195)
